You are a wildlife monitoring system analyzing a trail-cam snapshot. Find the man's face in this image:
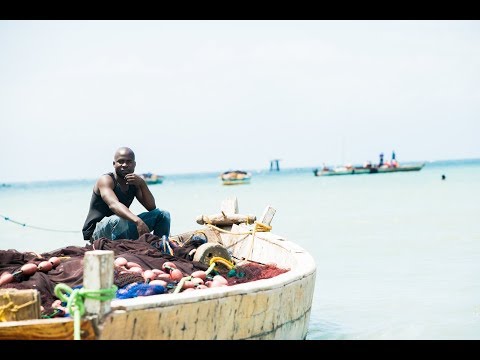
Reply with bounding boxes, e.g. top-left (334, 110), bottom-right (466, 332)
top-left (113, 153), bottom-right (136, 178)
